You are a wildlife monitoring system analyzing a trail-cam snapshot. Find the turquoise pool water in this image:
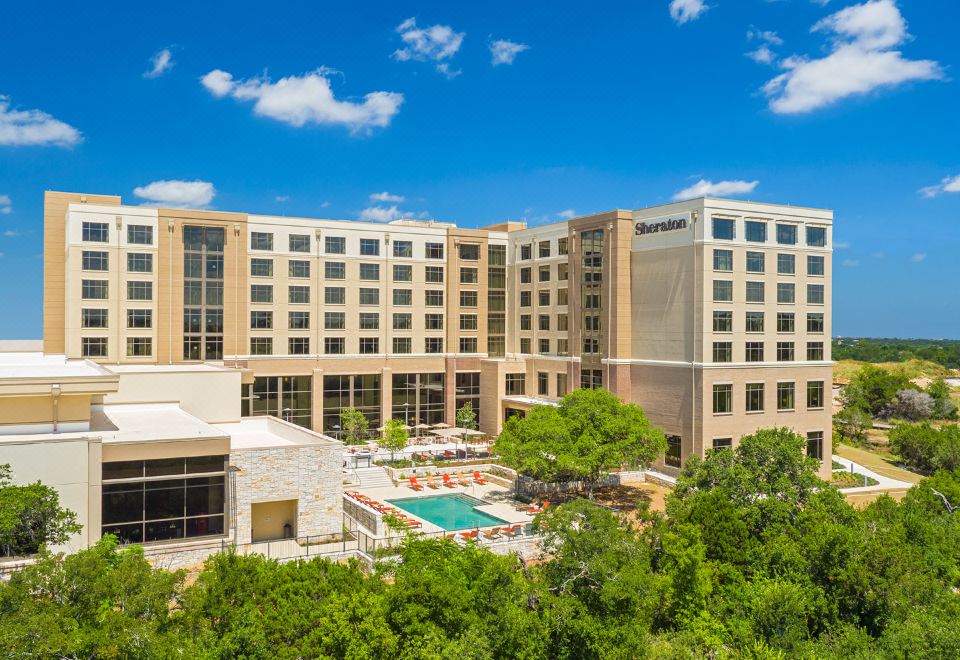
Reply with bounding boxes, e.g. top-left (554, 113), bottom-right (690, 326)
top-left (387, 494), bottom-right (508, 531)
